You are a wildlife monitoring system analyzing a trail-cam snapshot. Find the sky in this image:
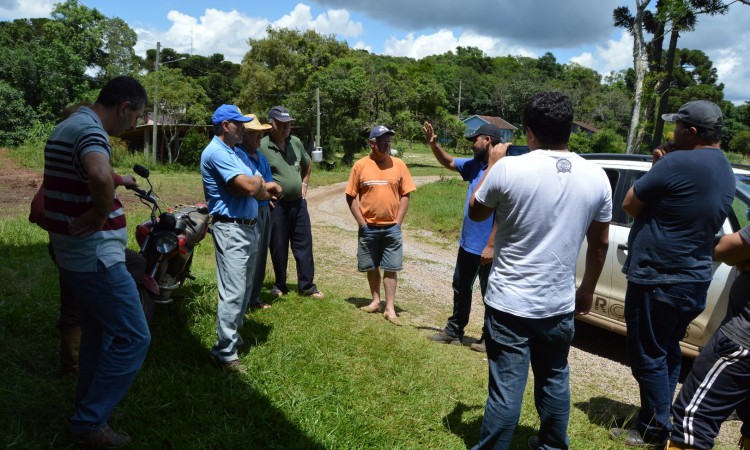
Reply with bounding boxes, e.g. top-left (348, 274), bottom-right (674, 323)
top-left (1, 0), bottom-right (749, 104)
